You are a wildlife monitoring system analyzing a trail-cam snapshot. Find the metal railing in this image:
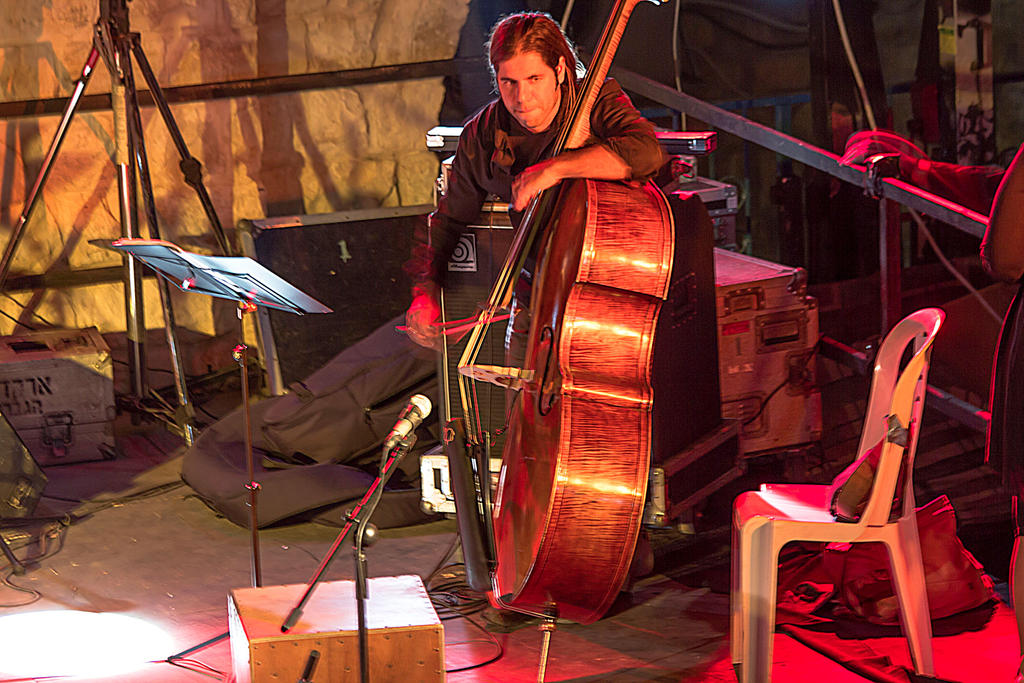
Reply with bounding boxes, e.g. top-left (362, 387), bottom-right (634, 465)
top-left (610, 66), bottom-right (992, 433)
